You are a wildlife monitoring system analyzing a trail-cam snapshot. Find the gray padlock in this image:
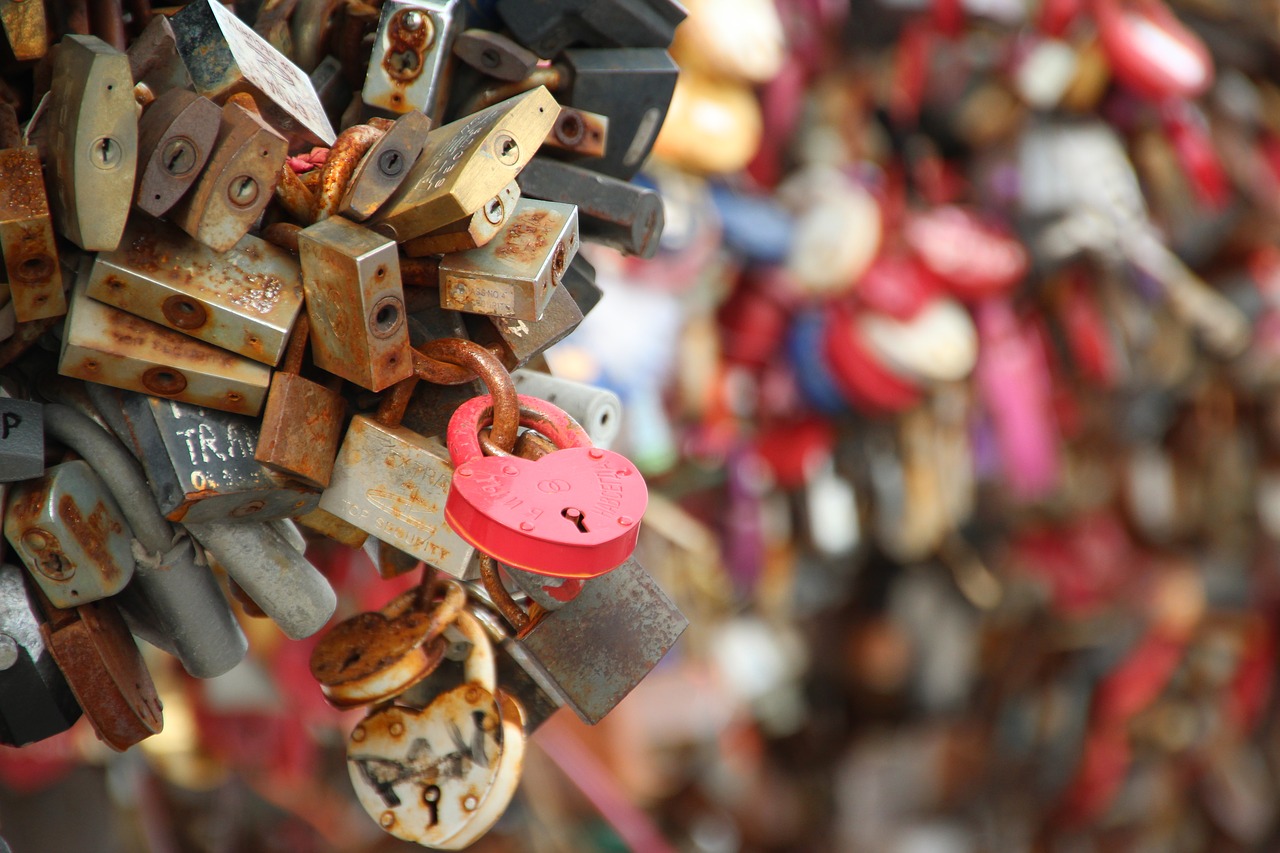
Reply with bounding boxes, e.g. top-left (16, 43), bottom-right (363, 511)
top-left (0, 562), bottom-right (82, 746)
top-left (515, 157), bottom-right (664, 258)
top-left (0, 394), bottom-right (42, 482)
top-left (512, 369), bottom-right (621, 448)
top-left (362, 0), bottom-right (463, 123)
